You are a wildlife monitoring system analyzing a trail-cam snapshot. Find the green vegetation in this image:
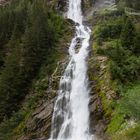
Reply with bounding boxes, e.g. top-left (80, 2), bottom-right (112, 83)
top-left (117, 0), bottom-right (140, 10)
top-left (0, 0), bottom-right (72, 139)
top-left (93, 6), bottom-right (140, 140)
top-left (0, 0), bottom-right (66, 121)
top-left (108, 83), bottom-right (140, 140)
top-left (0, 0), bottom-right (140, 139)
top-left (94, 15), bottom-right (140, 83)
